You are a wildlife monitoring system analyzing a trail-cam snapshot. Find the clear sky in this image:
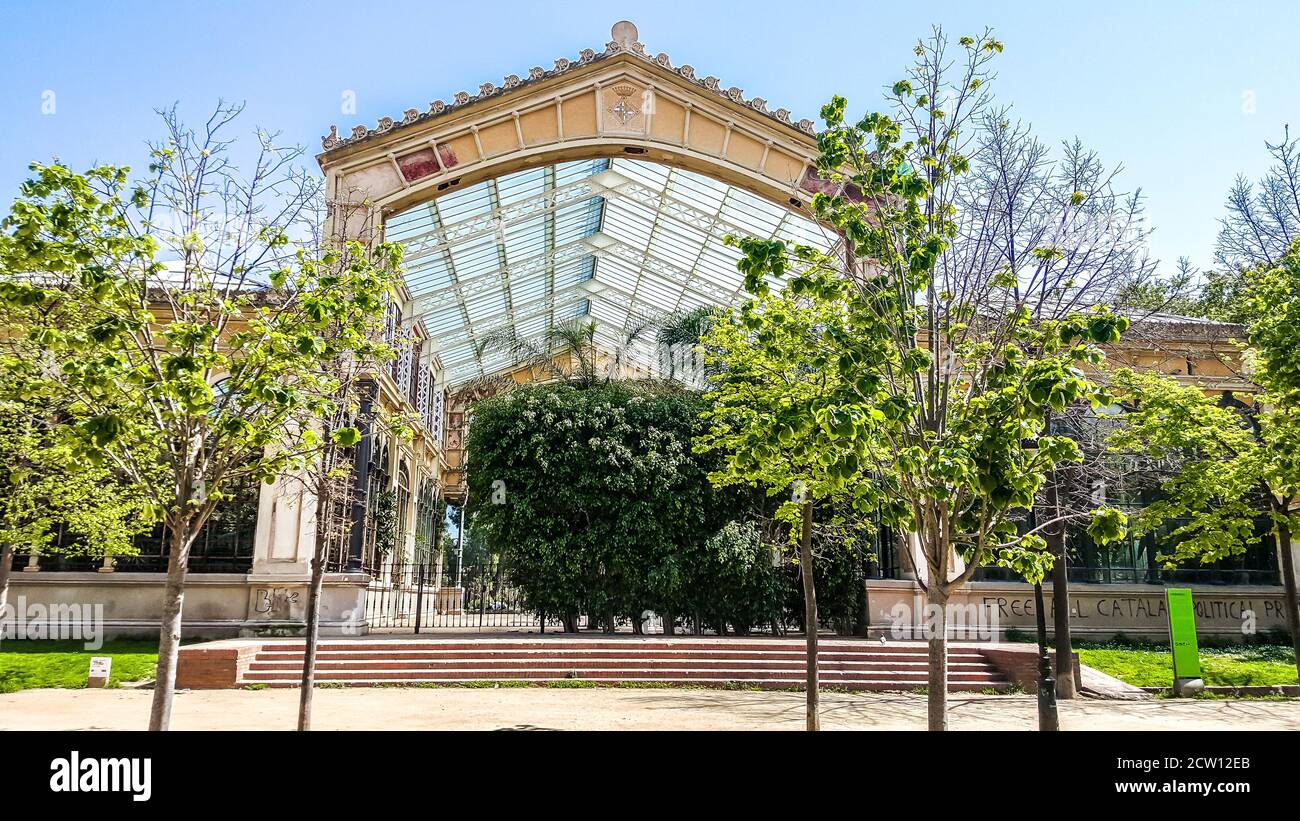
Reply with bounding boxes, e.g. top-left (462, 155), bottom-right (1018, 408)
top-left (0, 0), bottom-right (1295, 276)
